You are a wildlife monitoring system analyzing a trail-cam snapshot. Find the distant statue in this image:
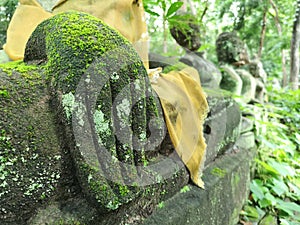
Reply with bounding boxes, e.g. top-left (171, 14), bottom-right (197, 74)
top-left (216, 32), bottom-right (266, 103)
top-left (216, 32), bottom-right (250, 67)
